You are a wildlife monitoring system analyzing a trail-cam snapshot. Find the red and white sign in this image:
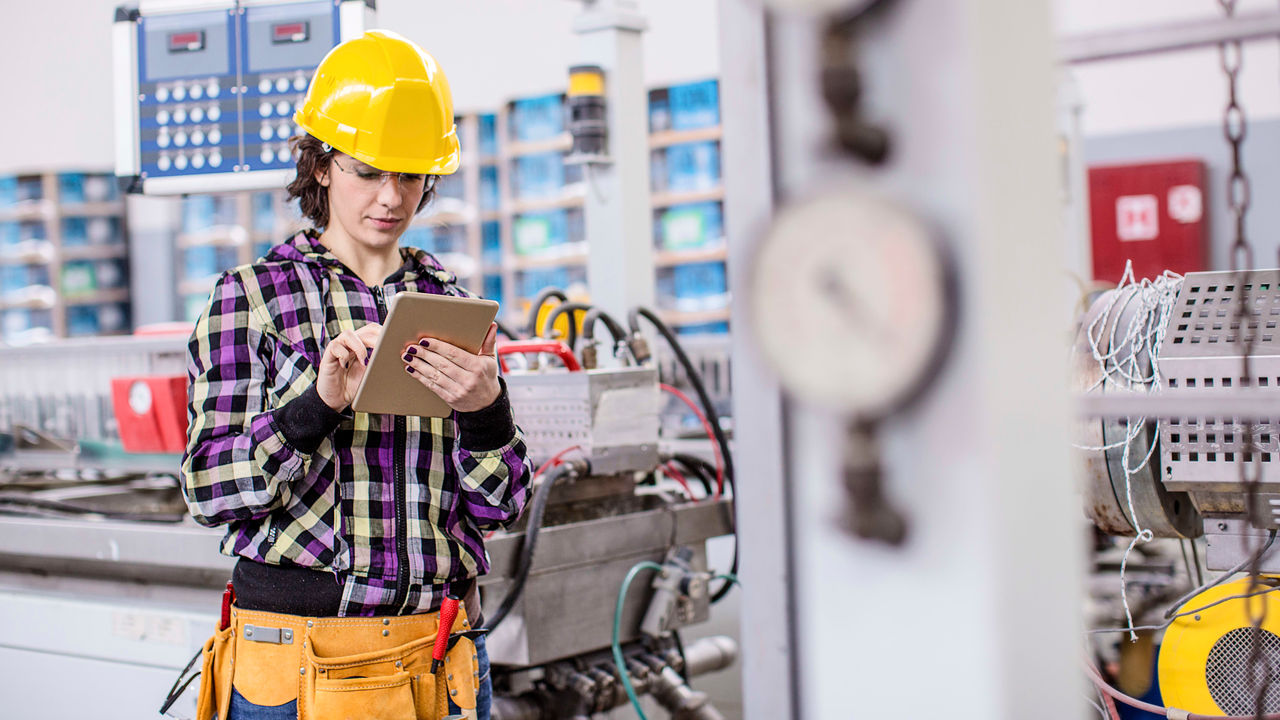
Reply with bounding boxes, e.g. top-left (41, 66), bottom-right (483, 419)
top-left (1088, 160), bottom-right (1207, 283)
top-left (1116, 194), bottom-right (1159, 242)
